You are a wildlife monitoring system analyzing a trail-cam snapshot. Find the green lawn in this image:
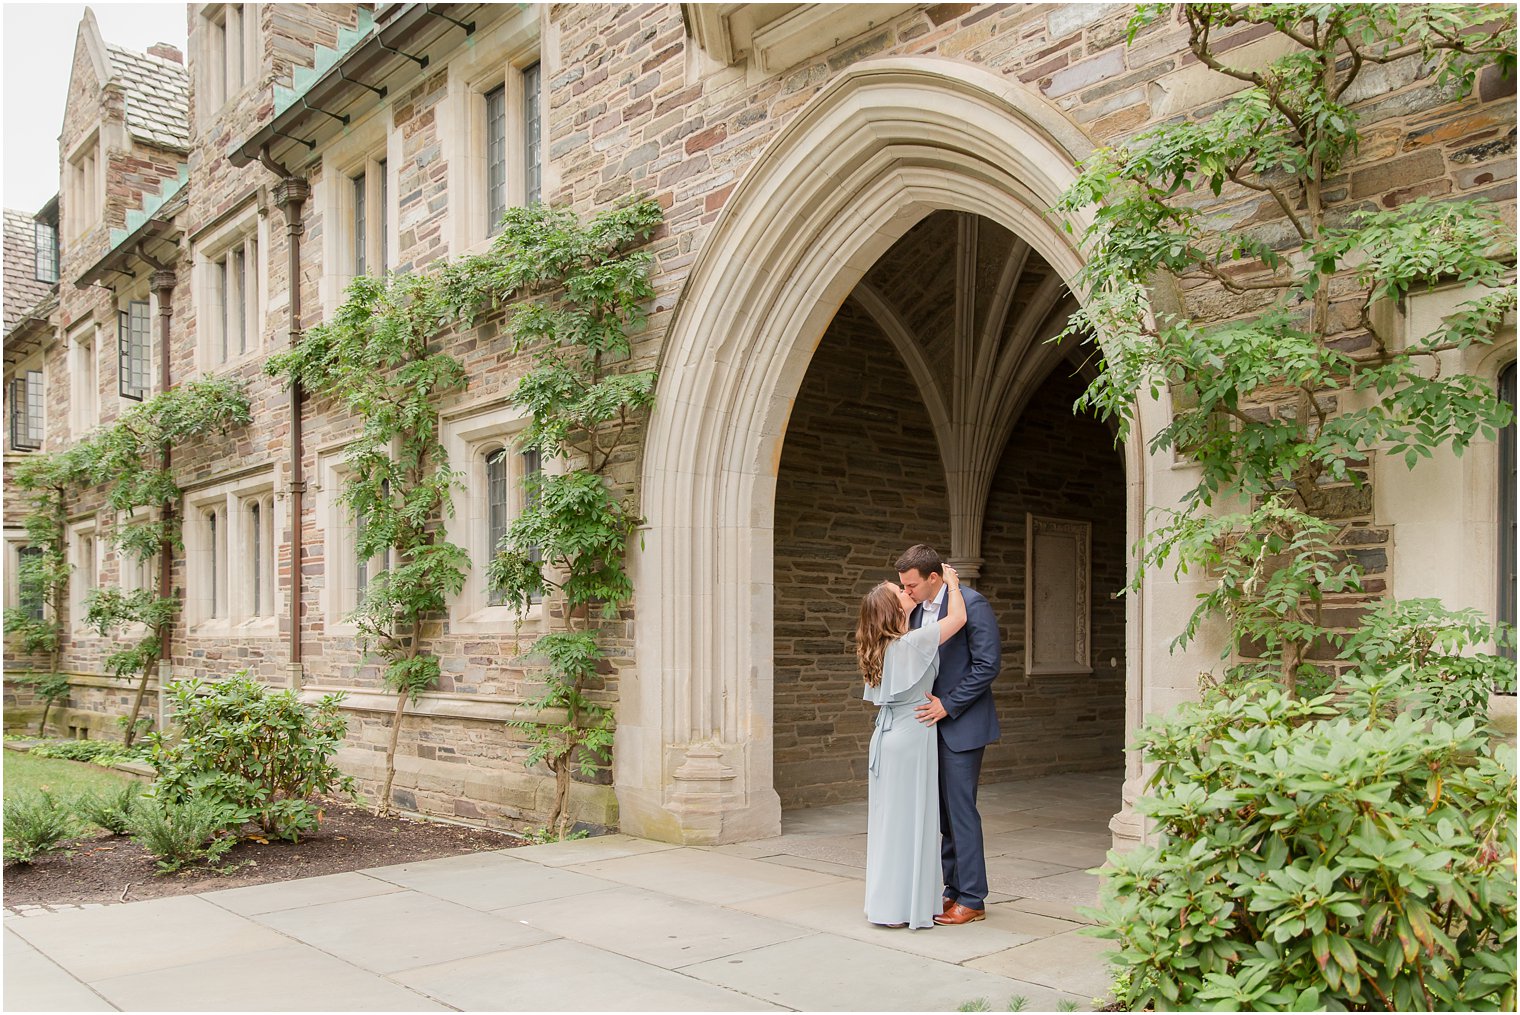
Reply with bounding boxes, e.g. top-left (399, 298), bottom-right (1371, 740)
top-left (3, 748), bottom-right (138, 802)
